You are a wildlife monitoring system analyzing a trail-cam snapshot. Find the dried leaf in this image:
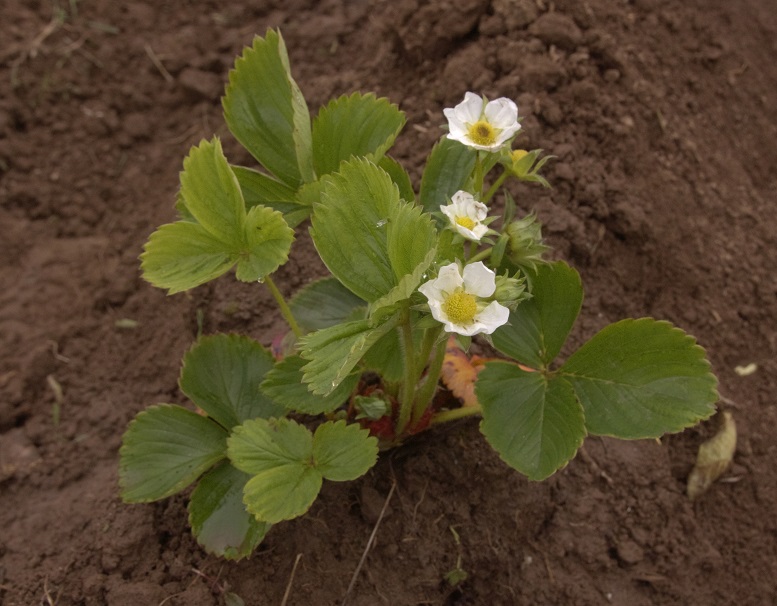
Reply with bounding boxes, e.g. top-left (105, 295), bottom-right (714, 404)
top-left (440, 336), bottom-right (480, 407)
top-left (440, 336), bottom-right (535, 408)
top-left (687, 411), bottom-right (736, 500)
